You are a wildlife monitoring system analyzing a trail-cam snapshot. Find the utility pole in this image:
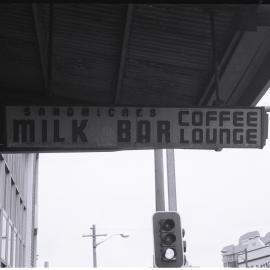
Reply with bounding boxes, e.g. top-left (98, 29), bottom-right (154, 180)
top-left (82, 225), bottom-right (129, 267)
top-left (91, 225), bottom-right (97, 268)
